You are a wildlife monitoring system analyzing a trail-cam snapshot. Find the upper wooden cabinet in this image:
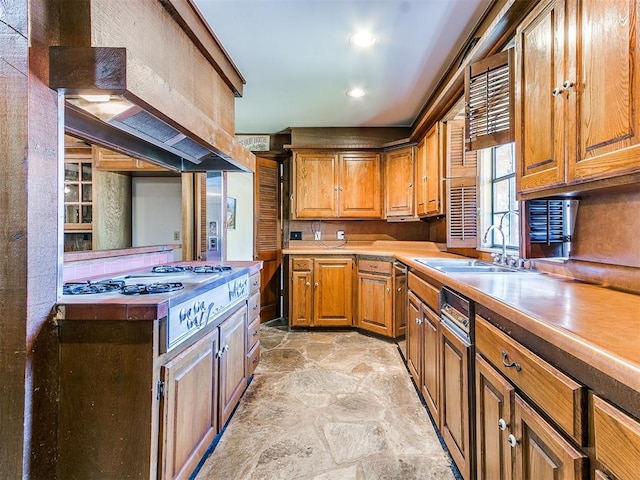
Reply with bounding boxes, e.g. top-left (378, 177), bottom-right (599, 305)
top-left (516, 0), bottom-right (640, 195)
top-left (93, 146), bottom-right (168, 172)
top-left (416, 126), bottom-right (442, 218)
top-left (292, 150), bottom-right (382, 219)
top-left (384, 145), bottom-right (415, 219)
